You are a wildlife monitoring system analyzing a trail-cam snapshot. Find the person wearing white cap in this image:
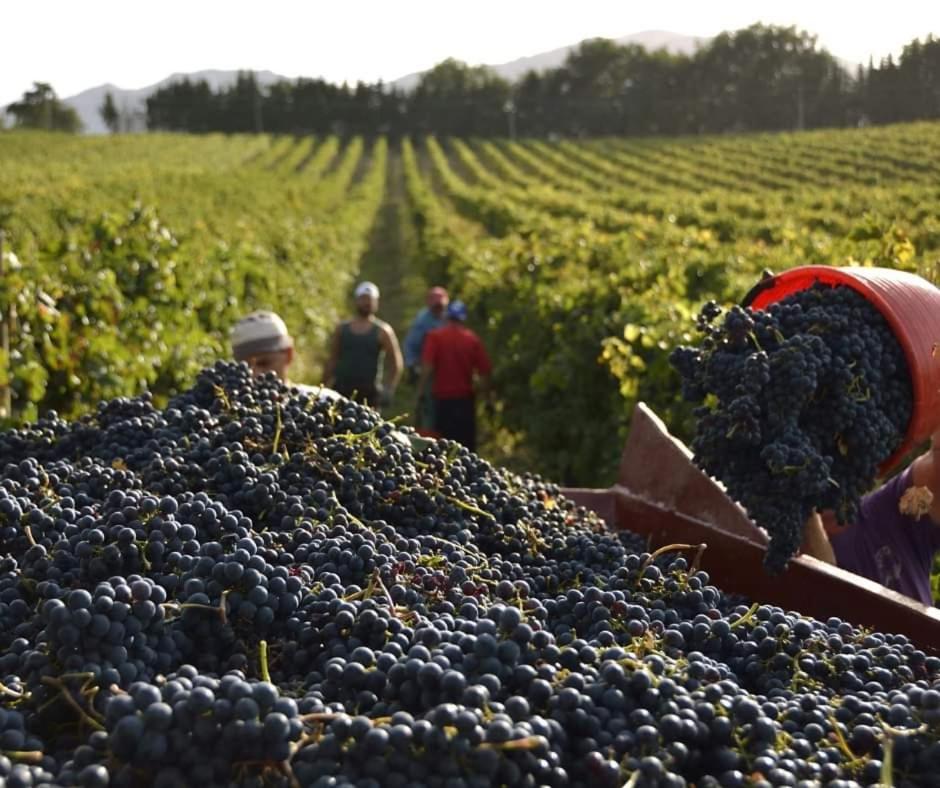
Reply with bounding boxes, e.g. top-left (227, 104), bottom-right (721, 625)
top-left (323, 281), bottom-right (403, 409)
top-left (230, 311), bottom-right (298, 381)
top-left (230, 310), bottom-right (343, 401)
